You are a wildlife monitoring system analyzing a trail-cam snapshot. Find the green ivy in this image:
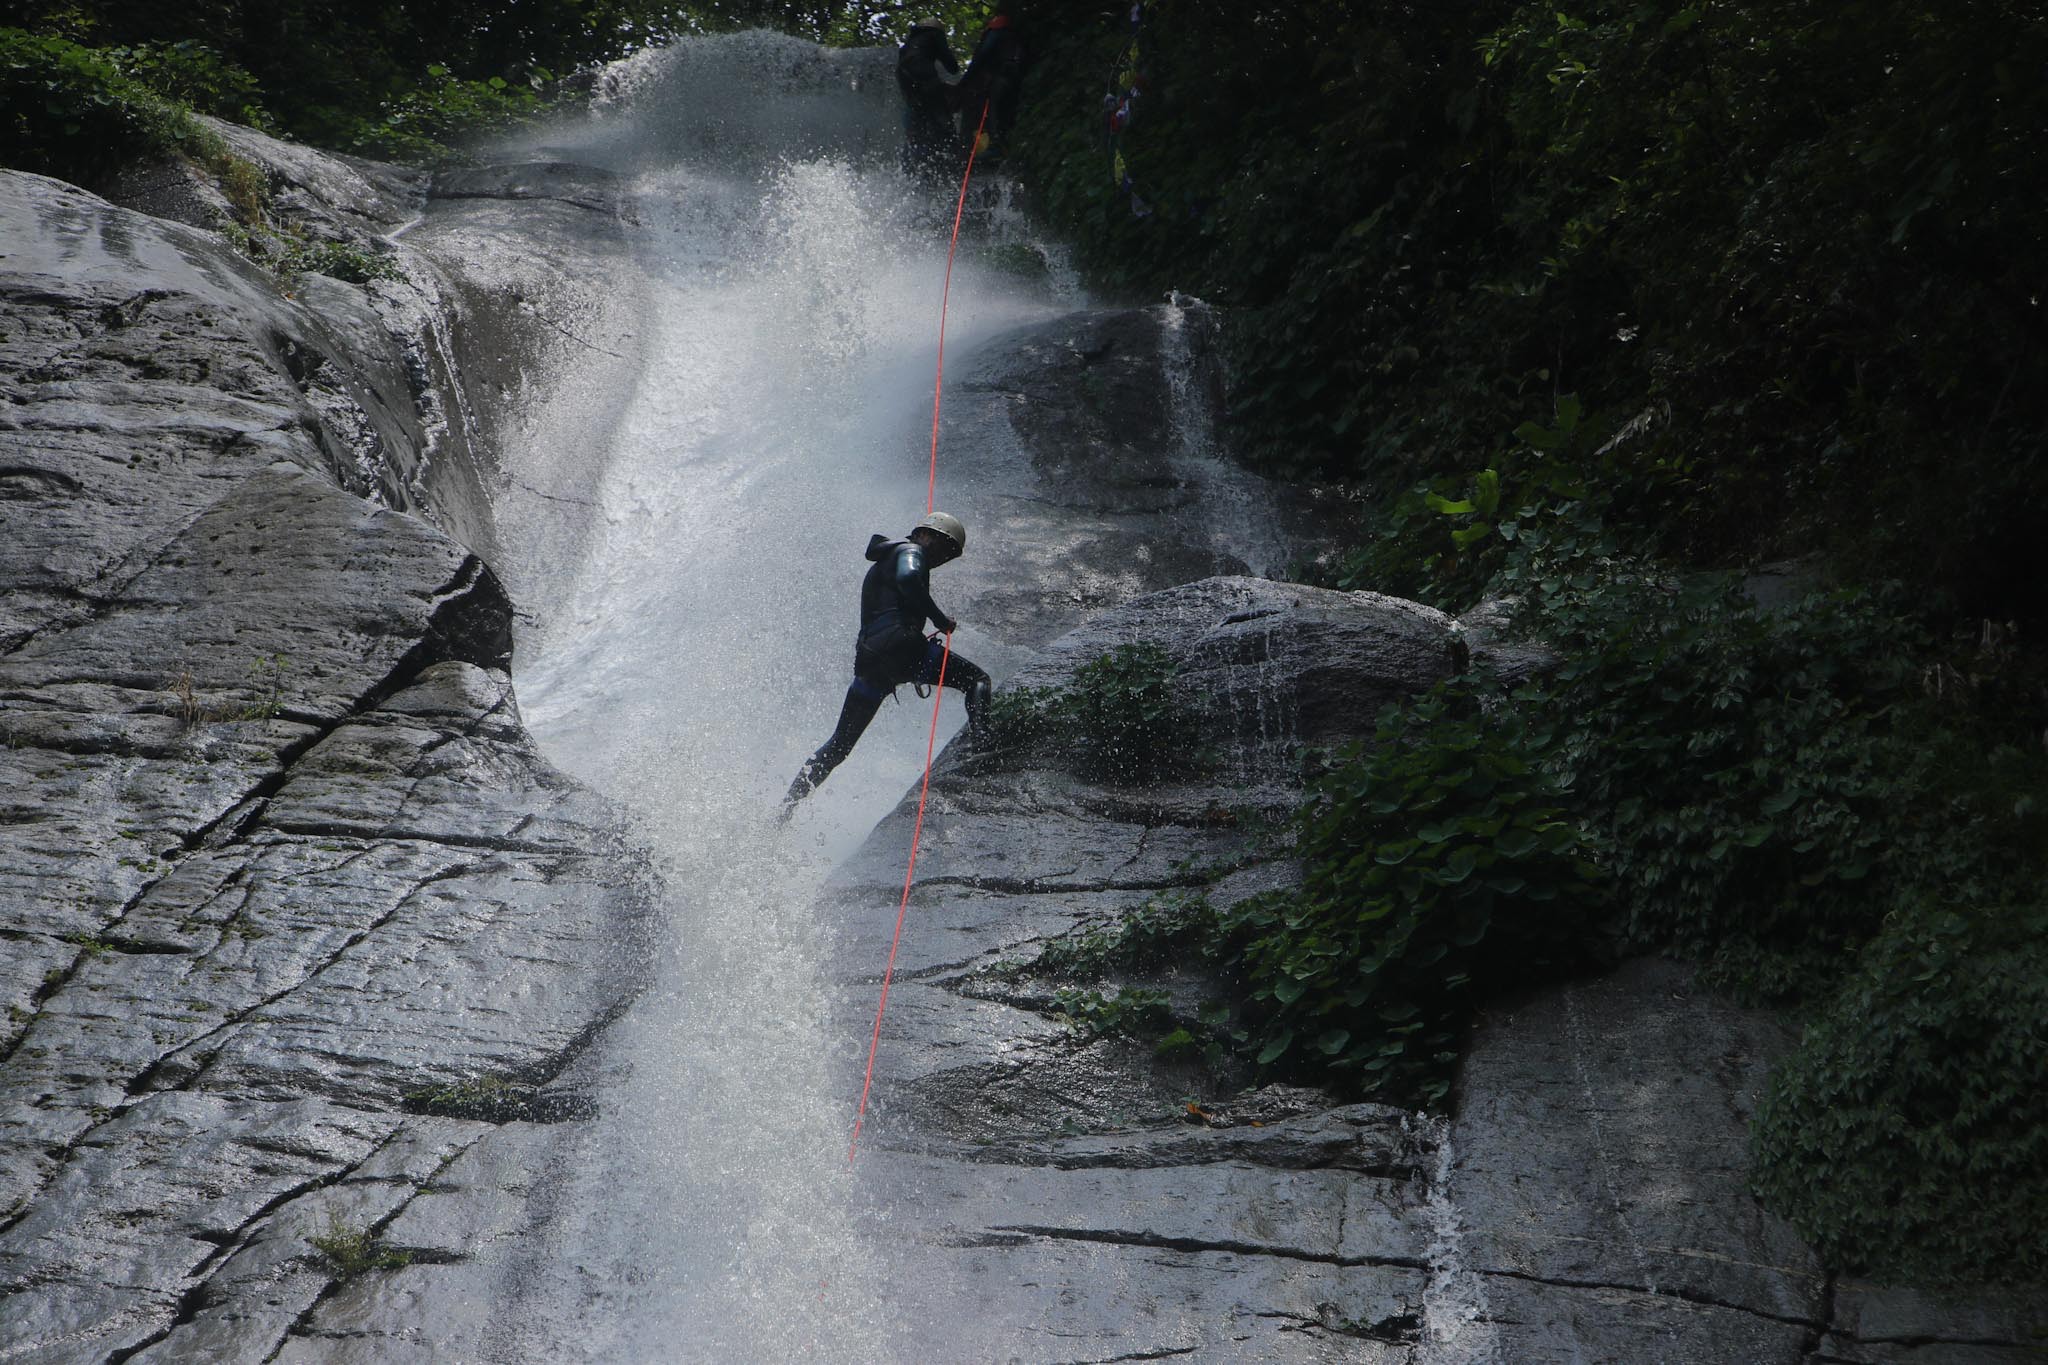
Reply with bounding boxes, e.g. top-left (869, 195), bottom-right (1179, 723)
top-left (1050, 985), bottom-right (1173, 1042)
top-left (0, 27), bottom-right (210, 183)
top-left (99, 37), bottom-right (271, 127)
top-left (1212, 682), bottom-right (1601, 1106)
top-left (982, 643), bottom-right (1201, 785)
top-left (1752, 901), bottom-right (2048, 1283)
top-left (1032, 891), bottom-right (1212, 980)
